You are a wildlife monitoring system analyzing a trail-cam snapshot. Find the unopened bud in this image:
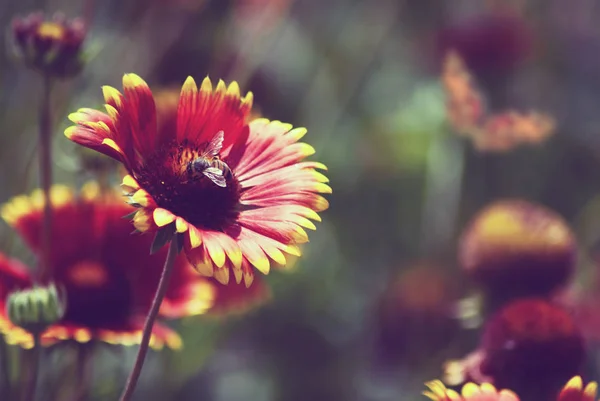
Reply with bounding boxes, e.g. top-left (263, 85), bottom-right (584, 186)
top-left (6, 283), bottom-right (65, 334)
top-left (9, 12), bottom-right (86, 78)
